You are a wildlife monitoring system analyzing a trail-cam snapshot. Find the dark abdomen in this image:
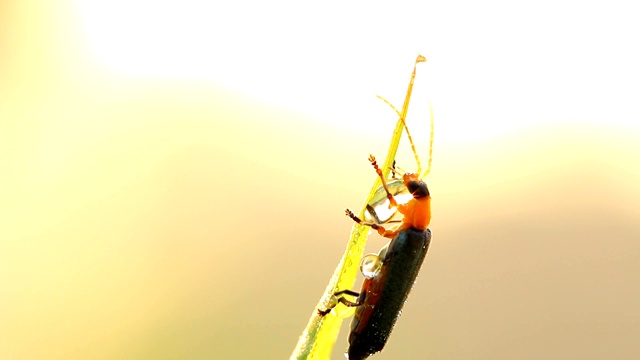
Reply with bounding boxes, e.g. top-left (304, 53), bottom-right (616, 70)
top-left (348, 228), bottom-right (431, 360)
